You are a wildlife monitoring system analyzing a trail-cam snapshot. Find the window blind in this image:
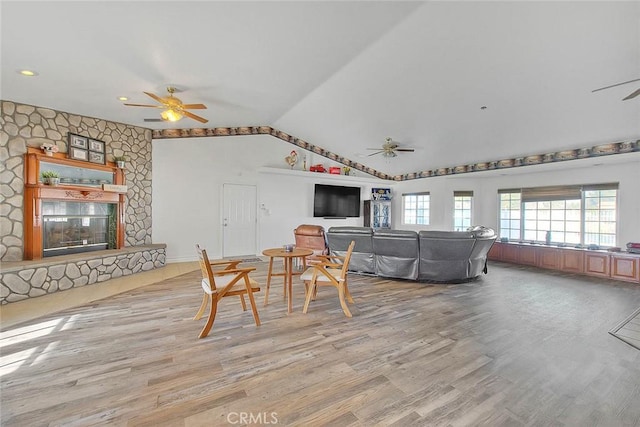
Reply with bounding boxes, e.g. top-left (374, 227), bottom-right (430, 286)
top-left (521, 185), bottom-right (582, 202)
top-left (498, 188), bottom-right (520, 194)
top-left (453, 190), bottom-right (473, 197)
top-left (582, 182), bottom-right (619, 191)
